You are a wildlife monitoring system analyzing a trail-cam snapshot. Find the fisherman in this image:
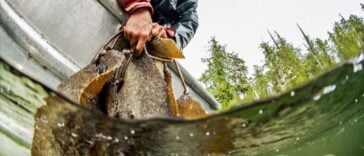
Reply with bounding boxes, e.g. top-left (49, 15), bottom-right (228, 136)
top-left (118, 0), bottom-right (199, 55)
